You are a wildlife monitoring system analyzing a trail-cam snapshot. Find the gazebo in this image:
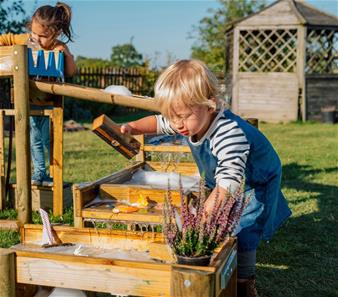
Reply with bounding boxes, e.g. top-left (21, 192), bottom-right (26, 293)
top-left (225, 0), bottom-right (338, 122)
